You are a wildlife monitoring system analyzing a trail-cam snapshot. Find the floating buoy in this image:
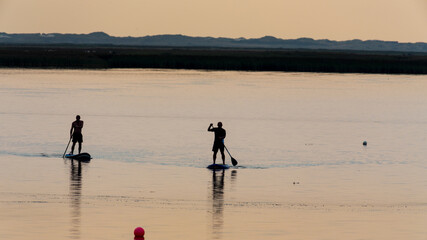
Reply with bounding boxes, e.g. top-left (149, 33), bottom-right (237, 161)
top-left (134, 227), bottom-right (145, 239)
